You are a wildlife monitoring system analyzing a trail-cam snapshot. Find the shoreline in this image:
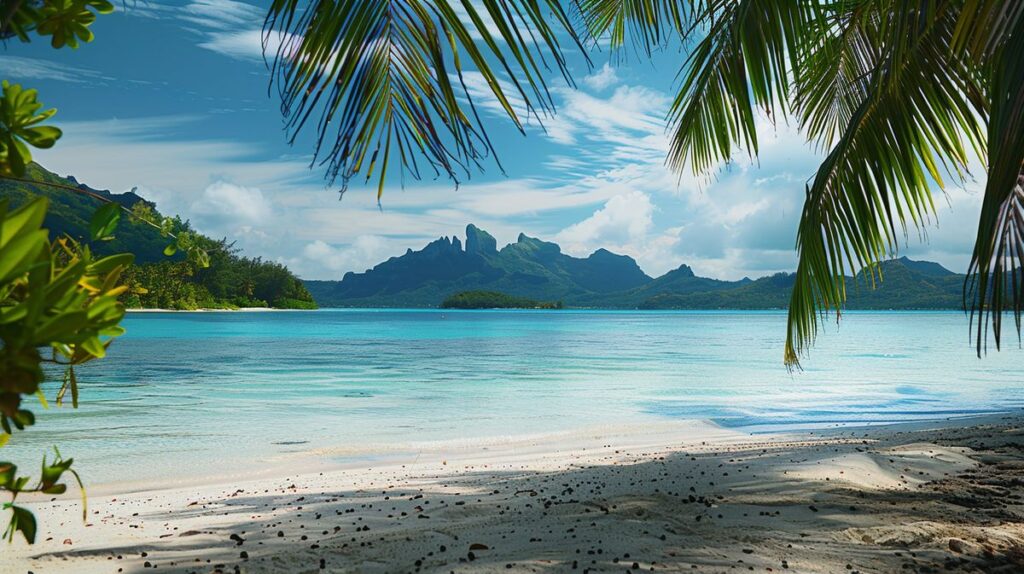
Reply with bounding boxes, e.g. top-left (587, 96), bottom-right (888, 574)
top-left (75, 413), bottom-right (1013, 496)
top-left (125, 307), bottom-right (309, 313)
top-left (8, 412), bottom-right (1024, 573)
